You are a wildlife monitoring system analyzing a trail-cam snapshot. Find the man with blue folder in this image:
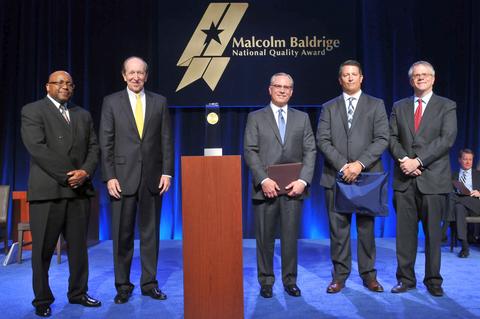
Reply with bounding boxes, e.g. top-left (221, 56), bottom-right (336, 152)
top-left (317, 60), bottom-right (389, 294)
